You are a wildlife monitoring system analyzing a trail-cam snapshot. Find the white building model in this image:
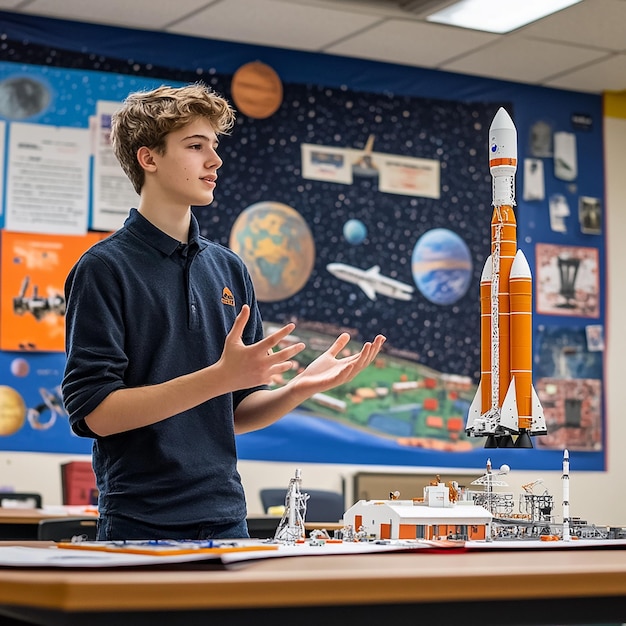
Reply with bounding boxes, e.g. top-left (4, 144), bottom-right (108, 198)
top-left (343, 481), bottom-right (493, 541)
